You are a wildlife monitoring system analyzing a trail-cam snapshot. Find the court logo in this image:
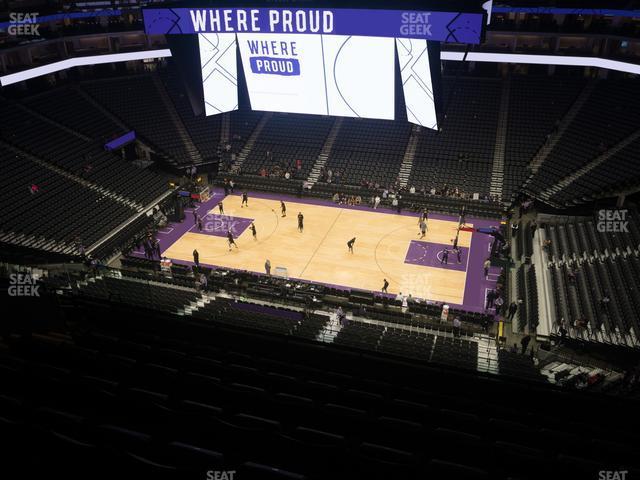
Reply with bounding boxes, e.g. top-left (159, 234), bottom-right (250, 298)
top-left (8, 13), bottom-right (40, 36)
top-left (400, 273), bottom-right (432, 299)
top-left (8, 273), bottom-right (40, 297)
top-left (247, 39), bottom-right (300, 76)
top-left (596, 209), bottom-right (629, 233)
